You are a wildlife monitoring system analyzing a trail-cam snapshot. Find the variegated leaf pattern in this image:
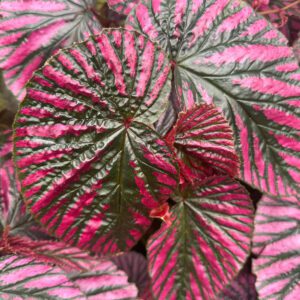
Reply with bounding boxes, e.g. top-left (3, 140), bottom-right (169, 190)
top-left (148, 176), bottom-right (253, 300)
top-left (253, 194), bottom-right (300, 300)
top-left (0, 130), bottom-right (46, 239)
top-left (0, 130), bottom-right (22, 228)
top-left (70, 260), bottom-right (138, 299)
top-left (14, 28), bottom-right (177, 254)
top-left (25, 240), bottom-right (108, 272)
top-left (0, 255), bottom-right (84, 299)
top-left (126, 0), bottom-right (300, 195)
top-left (0, 254), bottom-right (138, 299)
top-left (166, 104), bottom-right (239, 182)
top-left (0, 0), bottom-right (102, 100)
top-left (108, 0), bottom-right (140, 15)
